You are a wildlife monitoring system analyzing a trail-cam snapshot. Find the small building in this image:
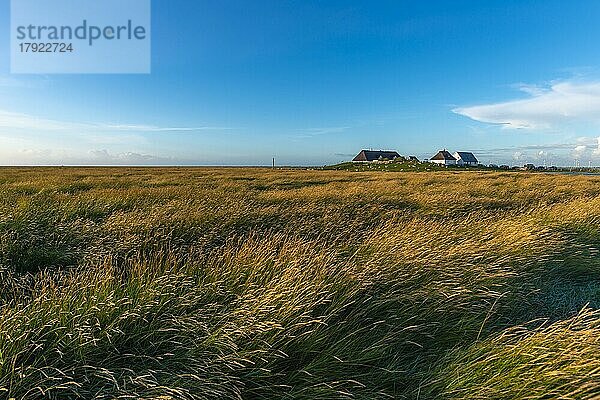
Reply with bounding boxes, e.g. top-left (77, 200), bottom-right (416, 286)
top-left (430, 150), bottom-right (457, 166)
top-left (454, 151), bottom-right (479, 166)
top-left (407, 155), bottom-right (420, 163)
top-left (352, 150), bottom-right (402, 163)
